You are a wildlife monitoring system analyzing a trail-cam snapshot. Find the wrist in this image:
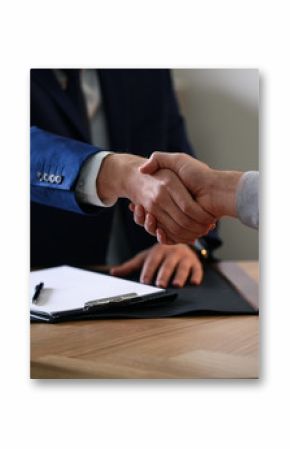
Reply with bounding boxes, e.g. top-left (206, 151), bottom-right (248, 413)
top-left (208, 170), bottom-right (243, 217)
top-left (96, 153), bottom-right (145, 203)
top-left (96, 153), bottom-right (123, 204)
top-left (120, 154), bottom-right (146, 199)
